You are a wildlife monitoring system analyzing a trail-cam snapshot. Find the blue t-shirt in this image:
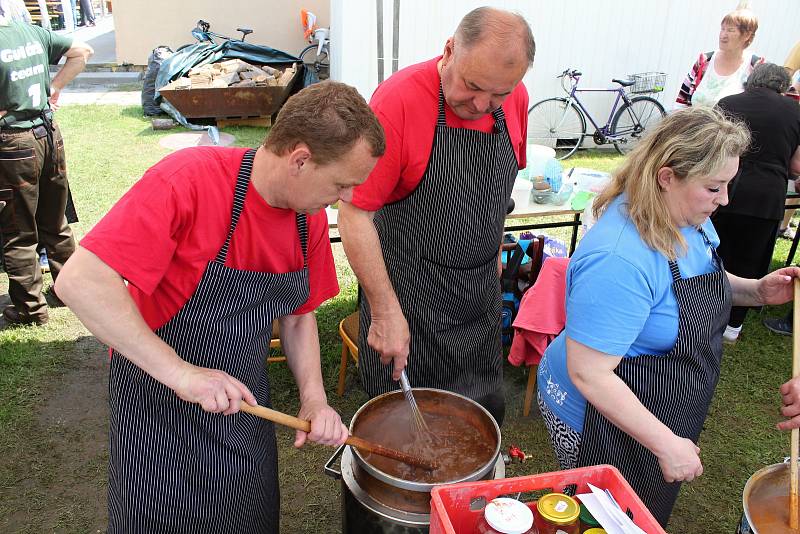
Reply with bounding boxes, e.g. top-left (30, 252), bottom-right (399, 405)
top-left (537, 194), bottom-right (720, 432)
